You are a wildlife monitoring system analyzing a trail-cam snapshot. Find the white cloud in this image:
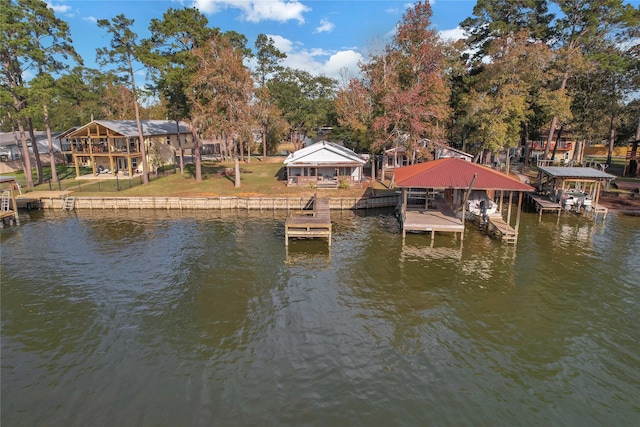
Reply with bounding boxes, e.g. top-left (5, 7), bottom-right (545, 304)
top-left (308, 47), bottom-right (330, 57)
top-left (438, 26), bottom-right (466, 42)
top-left (192, 0), bottom-right (219, 14)
top-left (267, 34), bottom-right (295, 54)
top-left (192, 0), bottom-right (310, 23)
top-left (47, 2), bottom-right (71, 13)
top-left (314, 19), bottom-right (335, 34)
top-left (321, 50), bottom-right (363, 77)
top-left (83, 16), bottom-right (97, 23)
top-left (388, 2), bottom-right (434, 14)
top-left (263, 34), bottom-right (361, 79)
